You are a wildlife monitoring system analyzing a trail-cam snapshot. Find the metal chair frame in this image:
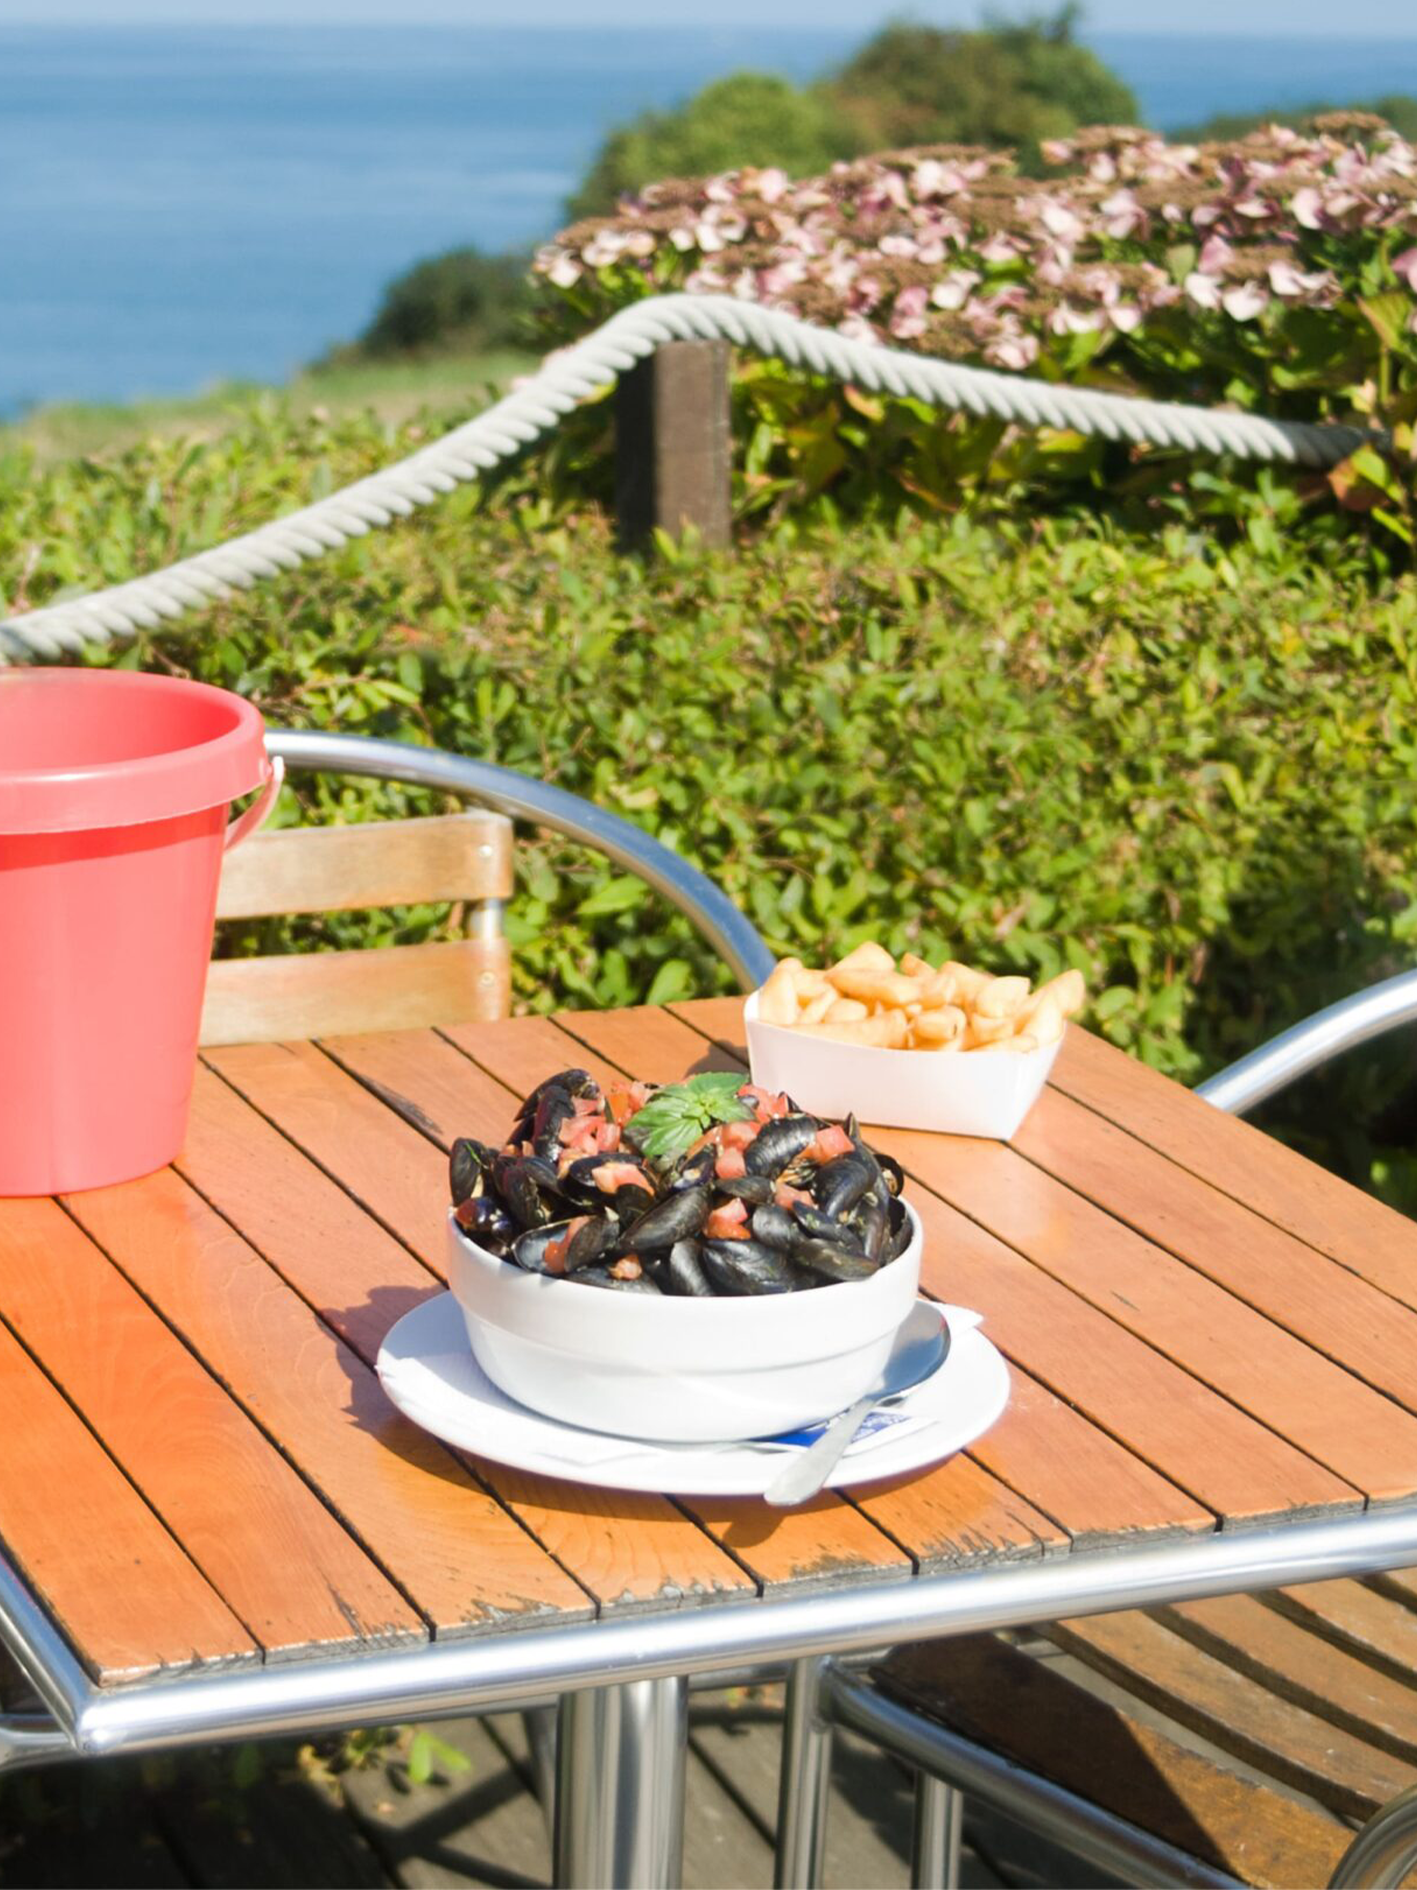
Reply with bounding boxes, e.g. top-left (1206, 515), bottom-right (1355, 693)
top-left (264, 727), bottom-right (775, 996)
top-left (780, 964), bottom-right (1417, 1890)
